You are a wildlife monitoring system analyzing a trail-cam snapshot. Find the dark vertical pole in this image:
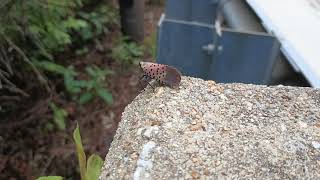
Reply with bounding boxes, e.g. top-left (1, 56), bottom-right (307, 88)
top-left (119, 0), bottom-right (145, 42)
